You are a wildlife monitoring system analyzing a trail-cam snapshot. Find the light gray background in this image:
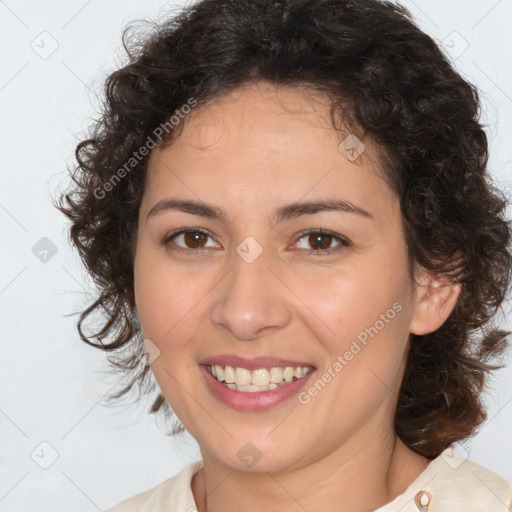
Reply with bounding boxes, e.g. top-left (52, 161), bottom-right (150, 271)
top-left (1, 1), bottom-right (511, 510)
